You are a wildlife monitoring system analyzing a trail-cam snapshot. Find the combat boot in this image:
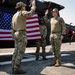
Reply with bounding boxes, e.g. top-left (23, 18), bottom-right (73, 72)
top-left (42, 57), bottom-right (48, 60)
top-left (12, 69), bottom-right (26, 74)
top-left (50, 58), bottom-right (56, 66)
top-left (35, 51), bottom-right (39, 60)
top-left (50, 61), bottom-right (56, 66)
top-left (54, 60), bottom-right (61, 67)
top-left (54, 63), bottom-right (61, 67)
top-left (36, 57), bottom-right (39, 60)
